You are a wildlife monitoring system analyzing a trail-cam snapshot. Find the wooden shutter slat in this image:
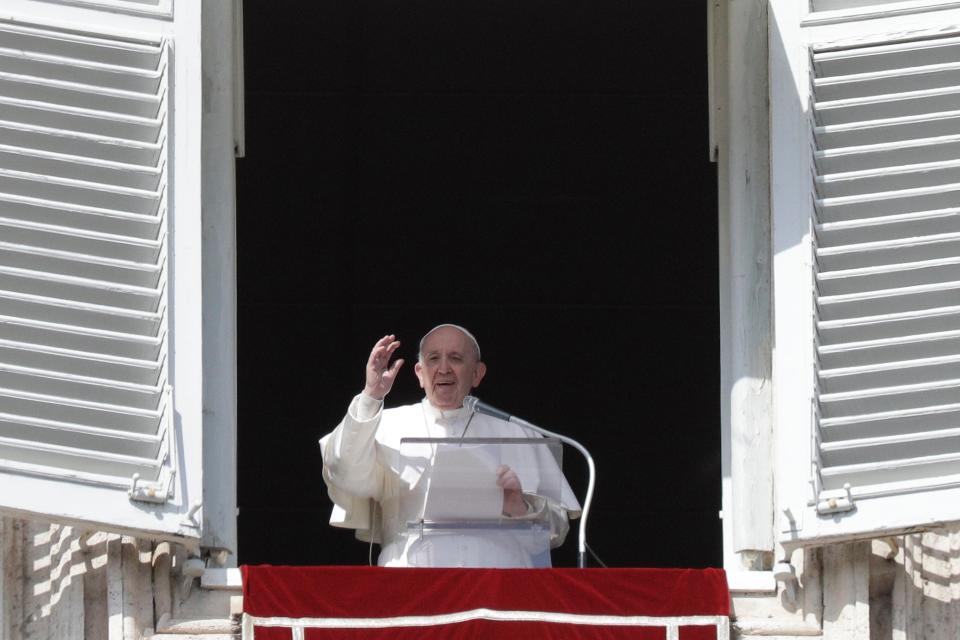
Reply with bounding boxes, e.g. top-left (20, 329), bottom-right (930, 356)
top-left (820, 330), bottom-right (960, 368)
top-left (814, 34), bottom-right (960, 73)
top-left (817, 136), bottom-right (960, 174)
top-left (0, 315), bottom-right (161, 358)
top-left (816, 86), bottom-right (960, 126)
top-left (815, 63), bottom-right (960, 102)
top-left (0, 96), bottom-right (163, 135)
top-left (820, 453), bottom-right (960, 489)
top-left (819, 184), bottom-right (960, 222)
top-left (0, 420), bottom-right (159, 459)
top-left (821, 387), bottom-right (960, 415)
top-left (0, 343), bottom-right (160, 383)
top-left (0, 294), bottom-right (162, 337)
top-left (0, 270), bottom-right (161, 312)
top-left (0, 369), bottom-right (161, 410)
top-left (0, 194), bottom-right (162, 233)
top-left (0, 433), bottom-right (161, 477)
top-left (0, 23), bottom-right (162, 67)
top-left (0, 244), bottom-right (161, 288)
top-left (0, 146), bottom-right (162, 190)
top-left (0, 121), bottom-right (162, 165)
top-left (816, 111), bottom-right (960, 149)
top-left (818, 211), bottom-right (960, 247)
top-left (0, 411), bottom-right (160, 442)
top-left (818, 160), bottom-right (960, 198)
